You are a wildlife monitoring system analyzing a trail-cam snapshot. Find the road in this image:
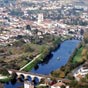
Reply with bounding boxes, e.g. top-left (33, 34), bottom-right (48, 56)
top-left (20, 54), bottom-right (42, 71)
